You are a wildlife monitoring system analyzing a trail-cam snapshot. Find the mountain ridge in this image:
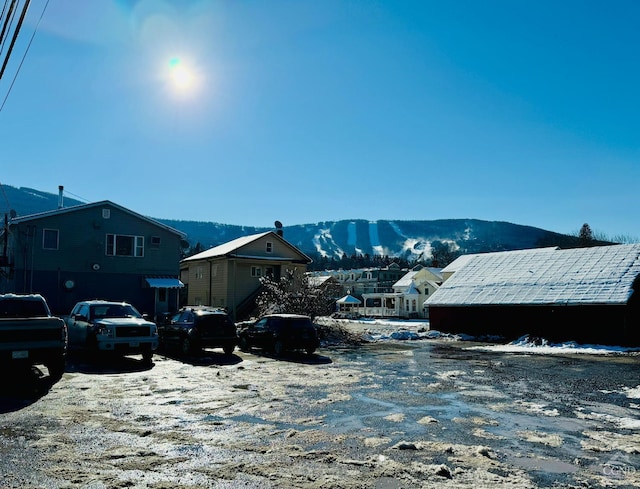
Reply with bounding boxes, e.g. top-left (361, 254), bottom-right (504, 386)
top-left (1, 184), bottom-right (584, 262)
